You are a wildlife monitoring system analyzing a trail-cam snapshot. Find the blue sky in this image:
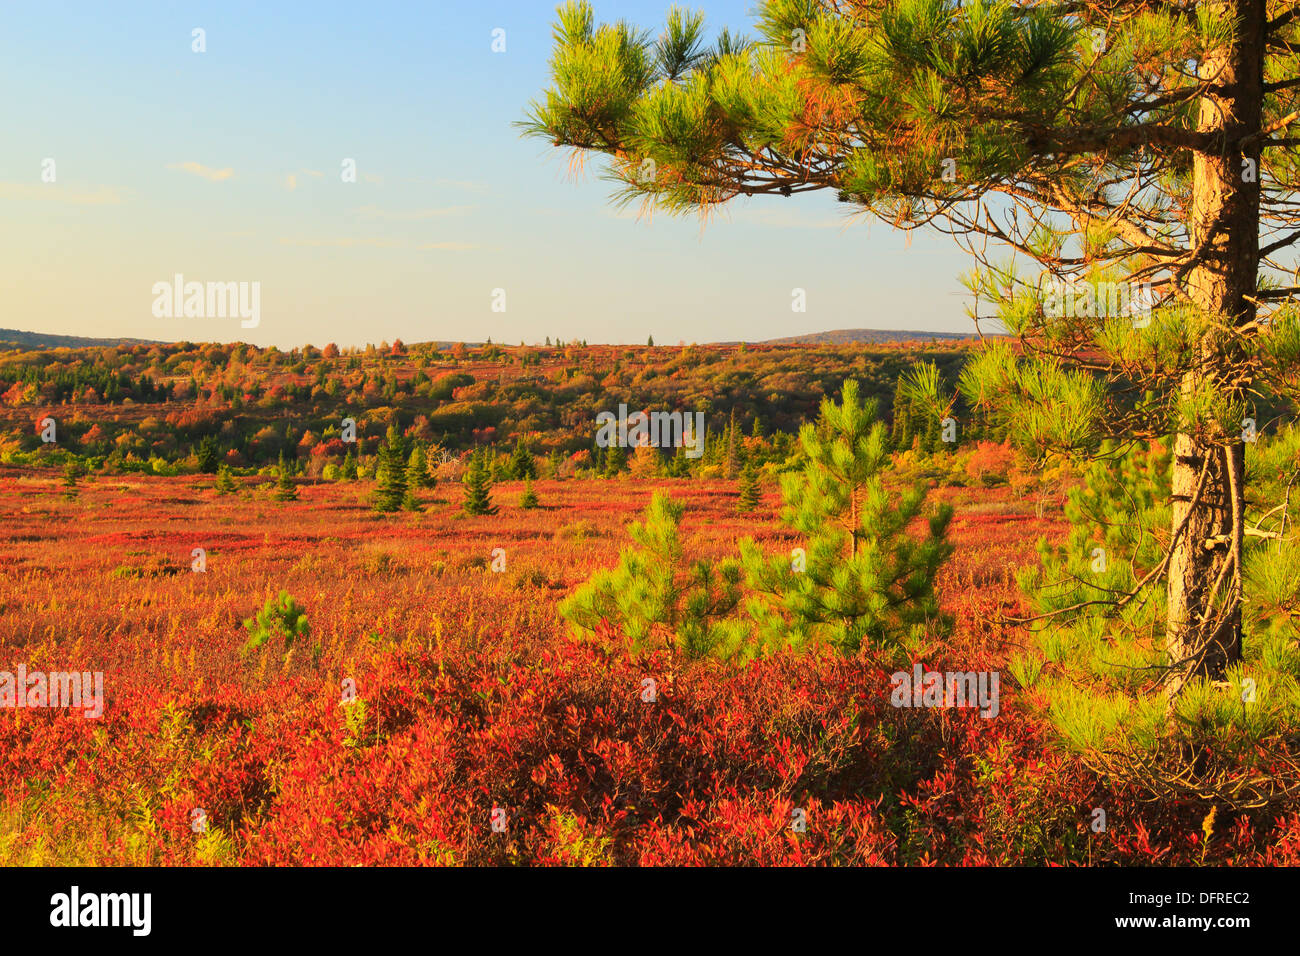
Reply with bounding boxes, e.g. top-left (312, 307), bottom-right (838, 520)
top-left (0, 0), bottom-right (975, 348)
